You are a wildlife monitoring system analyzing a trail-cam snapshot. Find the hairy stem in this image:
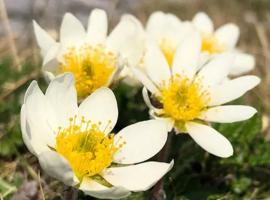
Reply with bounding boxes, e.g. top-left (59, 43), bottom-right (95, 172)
top-left (64, 186), bottom-right (78, 200)
top-left (150, 133), bottom-right (173, 200)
